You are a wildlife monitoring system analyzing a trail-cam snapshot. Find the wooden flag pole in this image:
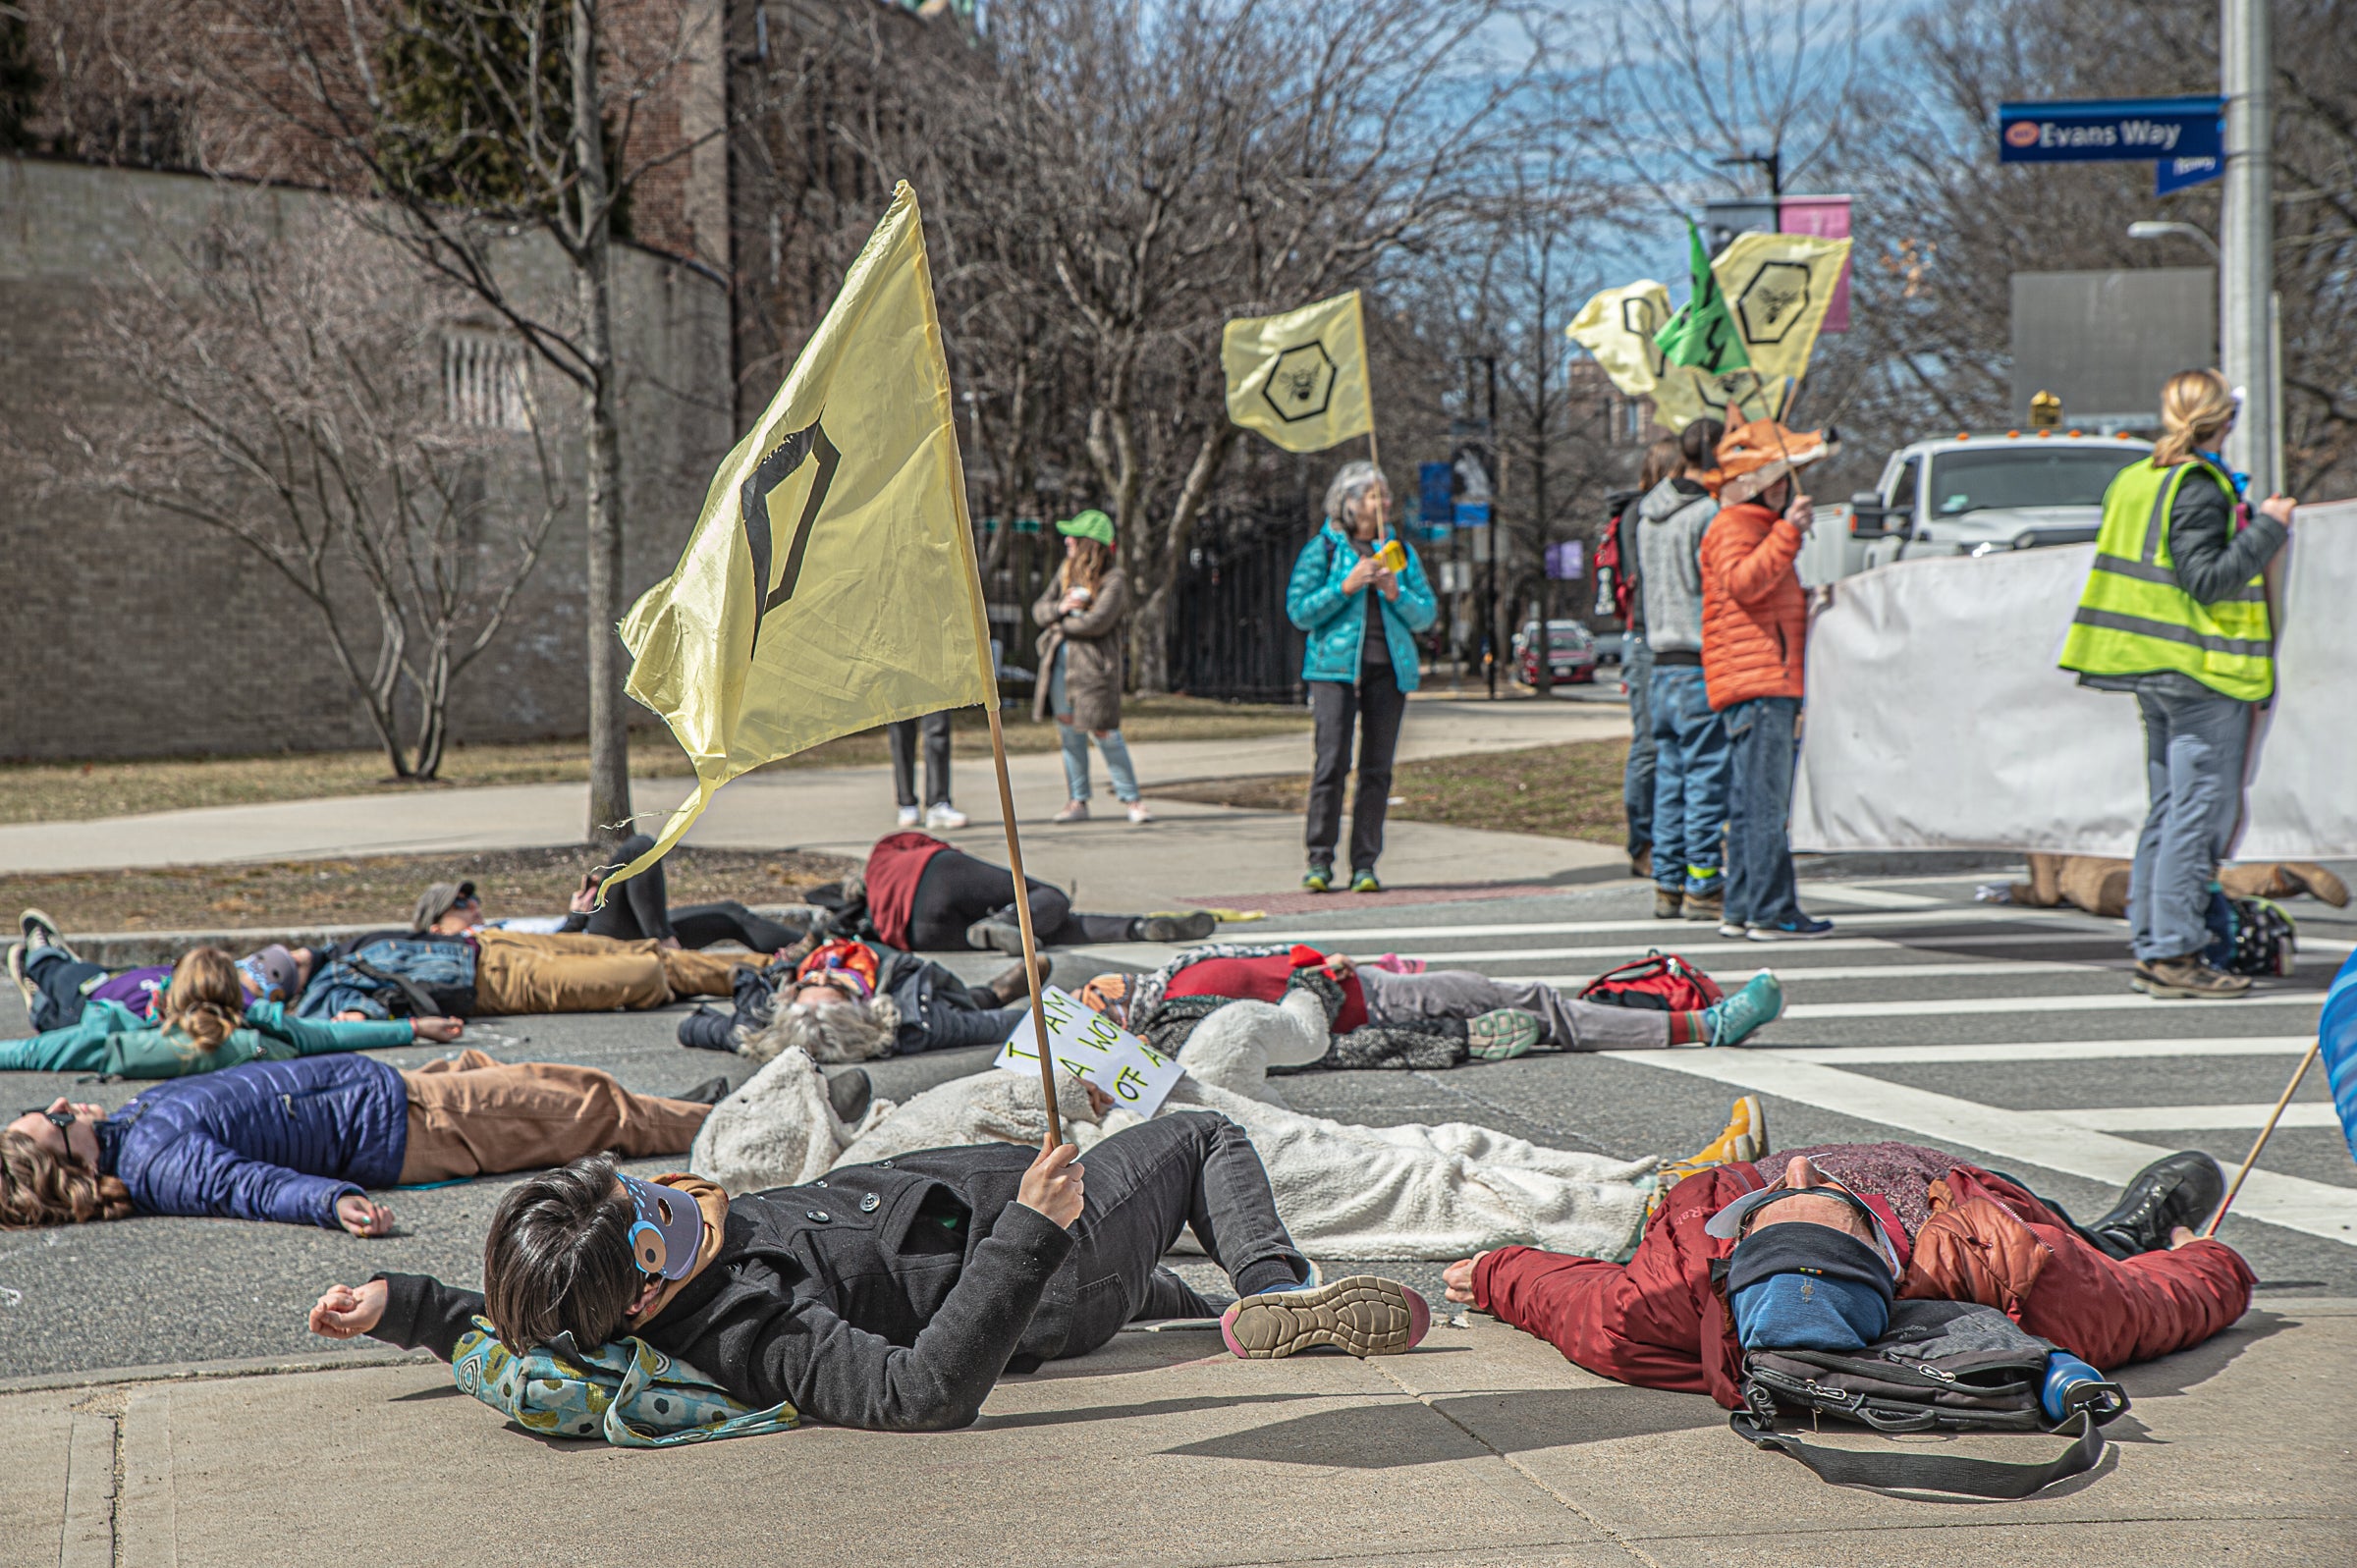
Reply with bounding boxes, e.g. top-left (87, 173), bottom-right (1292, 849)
top-left (2204, 1040), bottom-right (2320, 1237)
top-left (982, 702), bottom-right (1064, 1151)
